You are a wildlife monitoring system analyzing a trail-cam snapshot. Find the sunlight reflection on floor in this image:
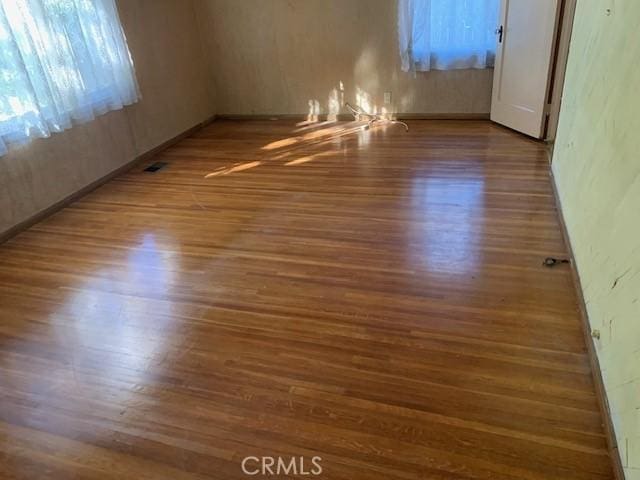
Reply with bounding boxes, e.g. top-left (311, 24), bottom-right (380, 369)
top-left (201, 80), bottom-right (404, 179)
top-left (205, 161), bottom-right (262, 178)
